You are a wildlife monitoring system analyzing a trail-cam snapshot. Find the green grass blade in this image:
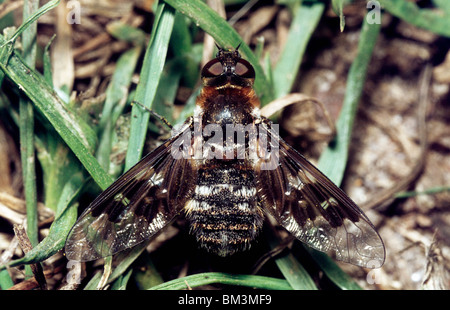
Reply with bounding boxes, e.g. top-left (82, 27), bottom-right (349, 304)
top-left (36, 135), bottom-right (83, 208)
top-left (332, 0), bottom-right (352, 32)
top-left (110, 269), bottom-right (133, 290)
top-left (19, 83), bottom-right (39, 247)
top-left (0, 34), bottom-right (12, 85)
top-left (266, 230), bottom-right (317, 290)
top-left (0, 269), bottom-right (14, 289)
top-left (149, 272), bottom-right (292, 290)
top-left (107, 241), bottom-right (152, 284)
top-left (432, 0), bottom-right (450, 14)
top-left (43, 35), bottom-right (56, 86)
top-left (20, 0), bottom-right (39, 248)
top-left (274, 252), bottom-right (318, 290)
top-left (305, 248), bottom-right (362, 290)
top-left (394, 186), bottom-right (450, 198)
top-left (380, 0), bottom-right (450, 37)
top-left (273, 1), bottom-right (325, 99)
top-left (163, 0), bottom-right (274, 104)
top-left (149, 57), bottom-right (182, 130)
top-left (97, 46), bottom-right (142, 170)
top-left (125, 3), bottom-right (175, 170)
top-left (0, 0), bottom-right (14, 30)
top-left (80, 241), bottom-right (156, 290)
top-left (106, 20), bottom-right (147, 46)
top-left (133, 253), bottom-right (165, 289)
top-left (170, 12), bottom-right (200, 88)
top-left (83, 272), bottom-right (103, 290)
